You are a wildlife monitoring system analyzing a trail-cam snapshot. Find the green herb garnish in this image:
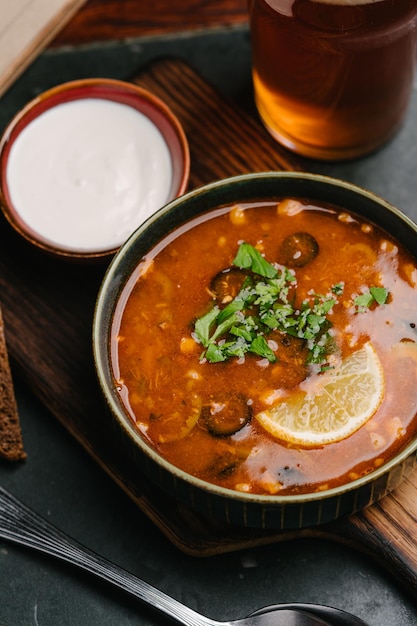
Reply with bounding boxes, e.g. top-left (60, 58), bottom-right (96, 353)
top-left (193, 243), bottom-right (389, 368)
top-left (233, 242), bottom-right (278, 278)
top-left (354, 286), bottom-right (389, 312)
top-left (193, 243), bottom-right (342, 367)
